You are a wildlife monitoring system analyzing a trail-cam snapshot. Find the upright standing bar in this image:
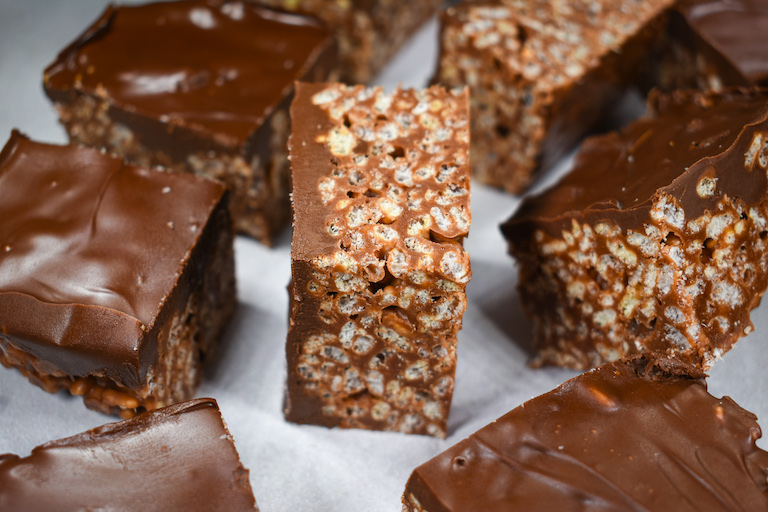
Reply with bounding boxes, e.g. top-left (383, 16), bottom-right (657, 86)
top-left (286, 83), bottom-right (471, 437)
